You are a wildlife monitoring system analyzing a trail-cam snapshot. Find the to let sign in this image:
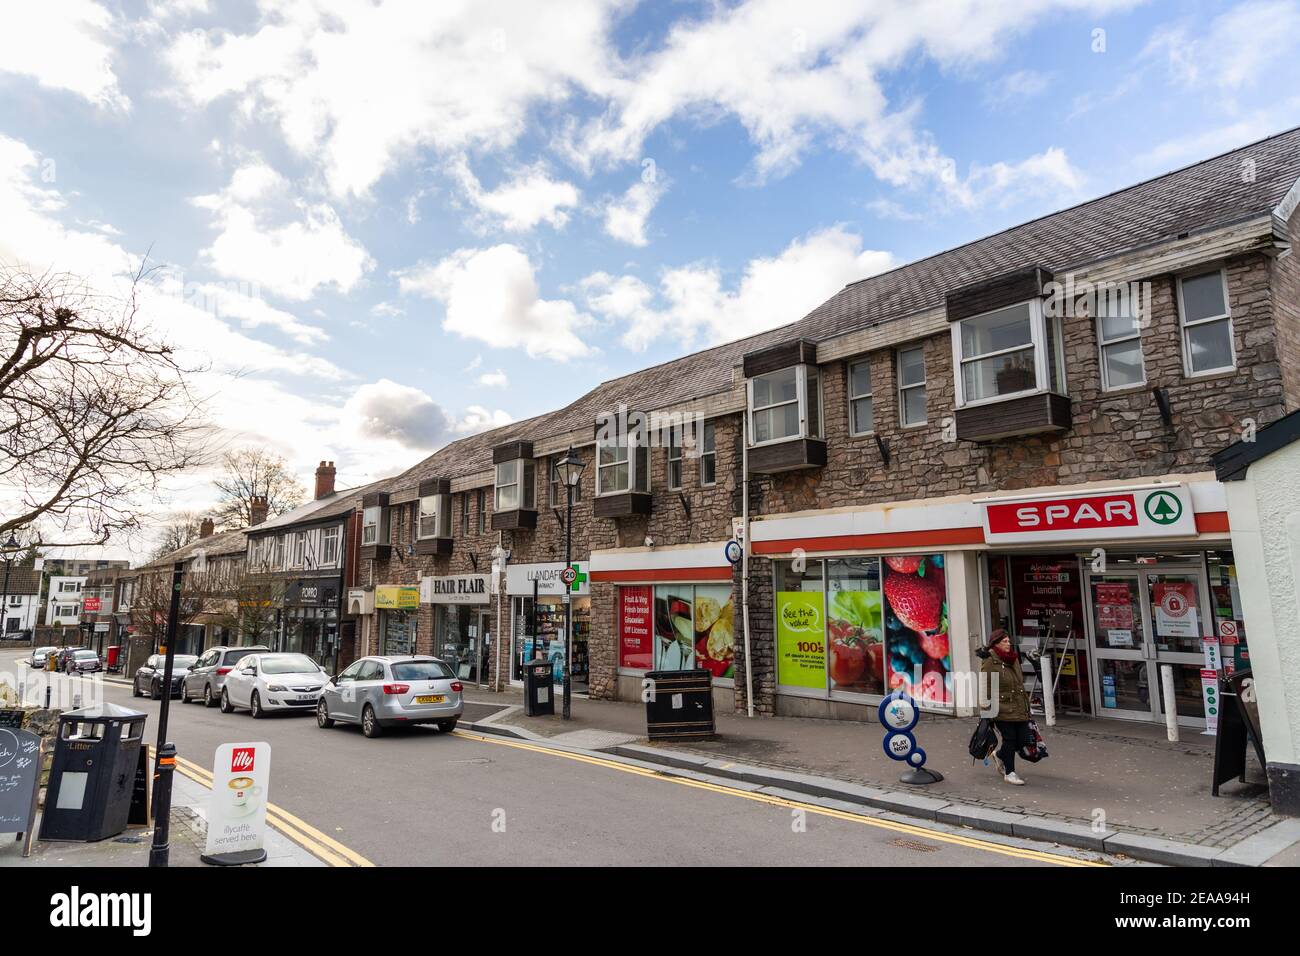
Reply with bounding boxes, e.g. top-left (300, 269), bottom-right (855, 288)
top-left (981, 485), bottom-right (1196, 544)
top-left (83, 597), bottom-right (101, 613)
